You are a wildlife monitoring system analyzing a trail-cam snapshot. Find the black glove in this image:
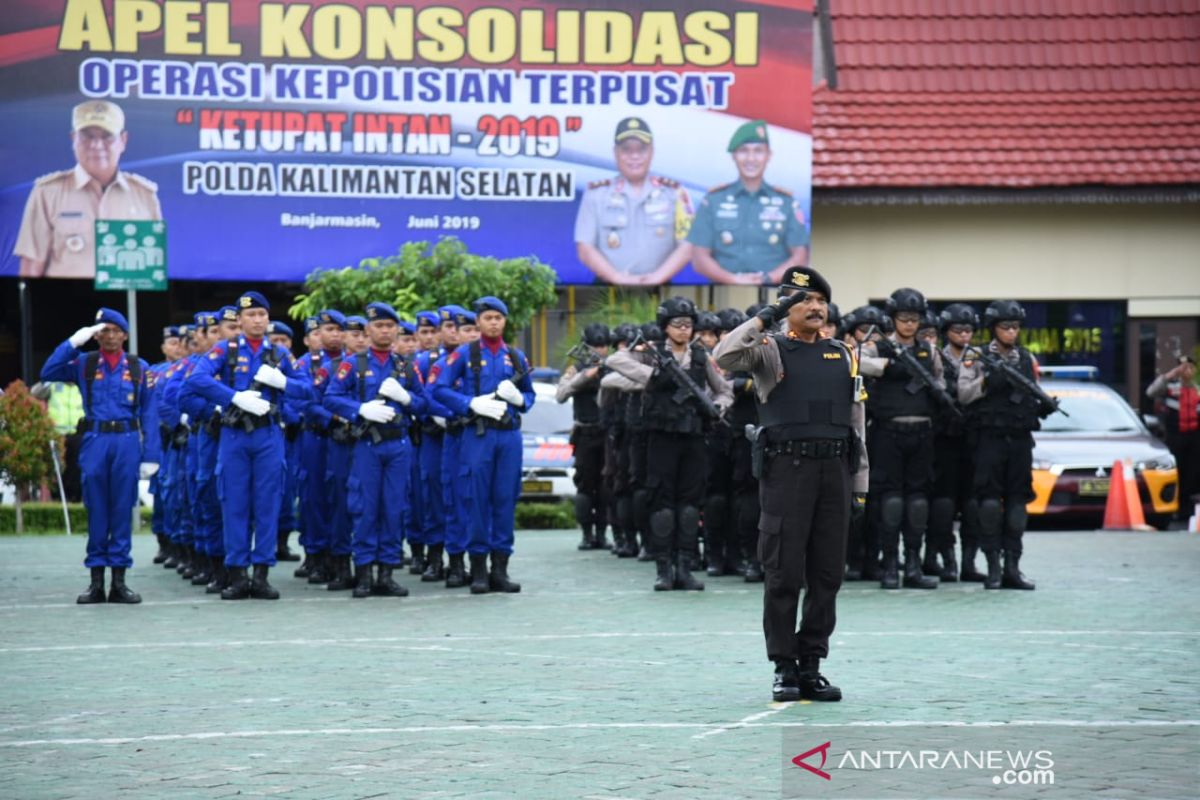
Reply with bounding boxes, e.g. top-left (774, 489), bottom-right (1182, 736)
top-left (874, 337), bottom-right (896, 359)
top-left (755, 291), bottom-right (807, 327)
